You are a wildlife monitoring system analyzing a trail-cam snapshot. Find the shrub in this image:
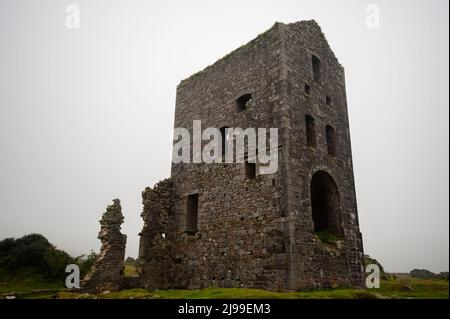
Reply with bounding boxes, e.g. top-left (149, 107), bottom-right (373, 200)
top-left (364, 255), bottom-right (385, 273)
top-left (410, 269), bottom-right (448, 280)
top-left (79, 250), bottom-right (98, 276)
top-left (315, 230), bottom-right (339, 243)
top-left (45, 248), bottom-right (74, 280)
top-left (0, 234), bottom-right (75, 281)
